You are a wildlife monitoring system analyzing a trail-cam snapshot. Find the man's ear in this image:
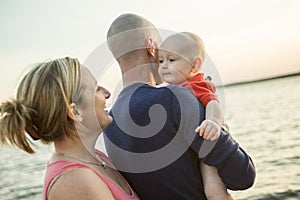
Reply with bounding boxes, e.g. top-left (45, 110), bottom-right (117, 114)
top-left (68, 103), bottom-right (83, 122)
top-left (192, 57), bottom-right (202, 72)
top-left (146, 37), bottom-right (156, 57)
